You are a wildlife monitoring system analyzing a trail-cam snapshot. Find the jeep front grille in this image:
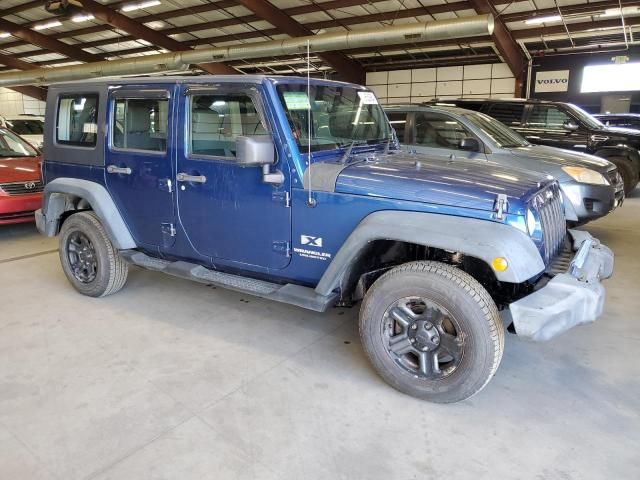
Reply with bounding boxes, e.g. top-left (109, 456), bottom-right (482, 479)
top-left (0, 180), bottom-right (44, 195)
top-left (534, 183), bottom-right (566, 265)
